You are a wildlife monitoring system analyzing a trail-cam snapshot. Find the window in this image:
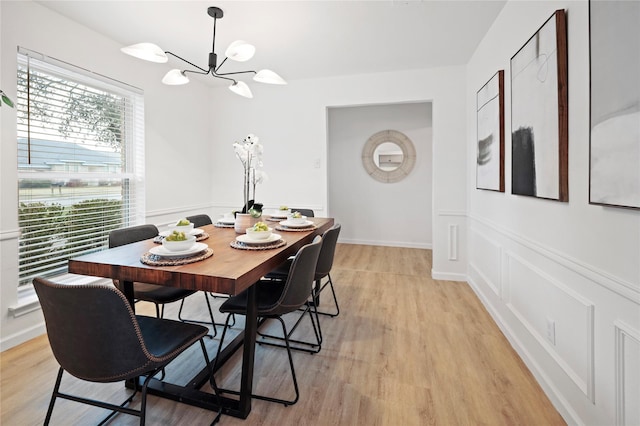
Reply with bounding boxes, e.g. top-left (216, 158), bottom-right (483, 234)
top-left (16, 48), bottom-right (145, 286)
